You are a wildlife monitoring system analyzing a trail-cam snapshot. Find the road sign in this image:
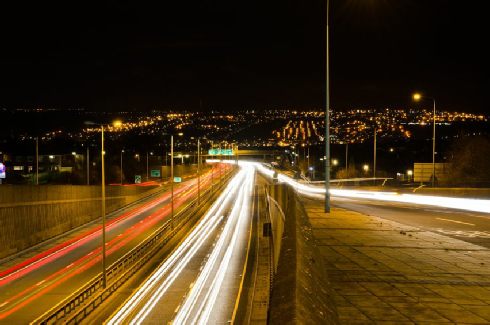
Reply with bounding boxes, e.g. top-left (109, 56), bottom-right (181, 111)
top-left (173, 176), bottom-right (182, 183)
top-left (208, 148), bottom-right (234, 156)
top-left (135, 175), bottom-right (142, 184)
top-left (0, 162), bottom-right (5, 179)
top-left (150, 169), bottom-right (161, 177)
